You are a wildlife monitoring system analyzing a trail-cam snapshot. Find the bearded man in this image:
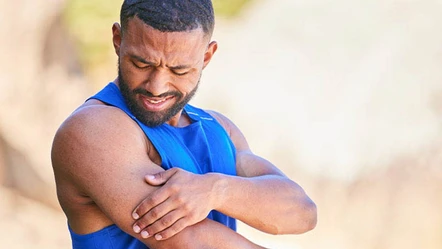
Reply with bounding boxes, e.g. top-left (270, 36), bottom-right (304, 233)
top-left (51, 0), bottom-right (317, 248)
